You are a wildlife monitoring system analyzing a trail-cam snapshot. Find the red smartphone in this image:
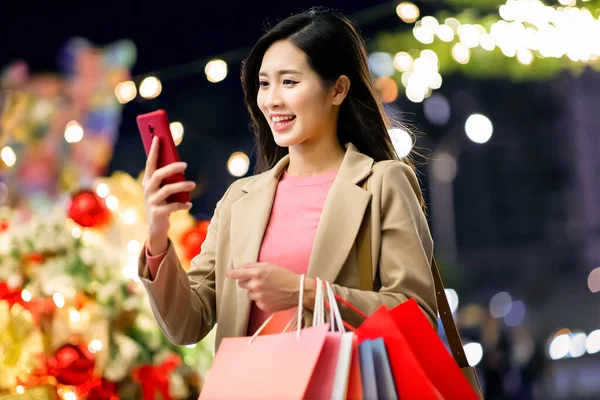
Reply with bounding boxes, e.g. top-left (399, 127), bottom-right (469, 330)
top-left (136, 109), bottom-right (190, 204)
